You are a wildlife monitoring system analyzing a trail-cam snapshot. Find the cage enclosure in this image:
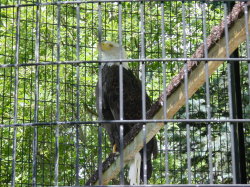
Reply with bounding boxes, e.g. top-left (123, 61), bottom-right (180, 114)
top-left (0, 0), bottom-right (250, 186)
